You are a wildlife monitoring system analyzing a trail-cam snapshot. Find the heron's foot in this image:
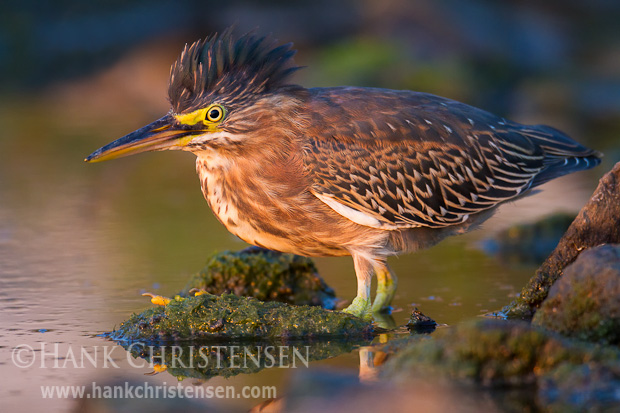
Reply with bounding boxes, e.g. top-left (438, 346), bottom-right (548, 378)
top-left (343, 296), bottom-right (372, 321)
top-left (371, 277), bottom-right (397, 314)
